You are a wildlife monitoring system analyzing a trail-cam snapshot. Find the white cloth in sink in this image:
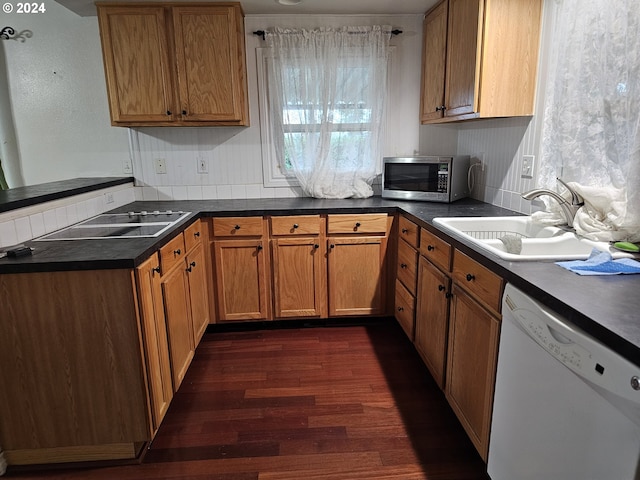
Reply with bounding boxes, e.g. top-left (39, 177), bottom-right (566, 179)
top-left (532, 182), bottom-right (640, 243)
